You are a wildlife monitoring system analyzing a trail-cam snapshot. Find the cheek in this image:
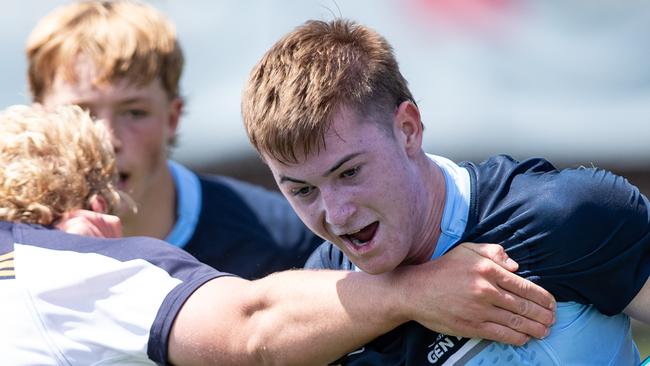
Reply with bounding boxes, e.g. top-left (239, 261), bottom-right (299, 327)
top-left (293, 202), bottom-right (329, 237)
top-left (125, 123), bottom-right (167, 154)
